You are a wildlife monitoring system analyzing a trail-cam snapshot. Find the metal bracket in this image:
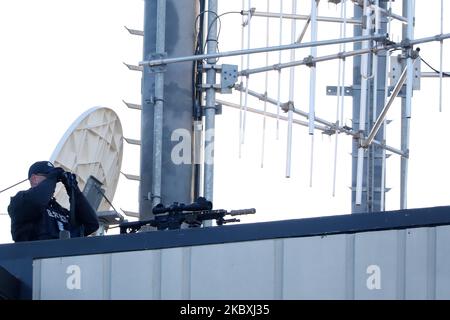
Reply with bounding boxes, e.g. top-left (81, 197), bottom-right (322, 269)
top-left (281, 101), bottom-right (295, 113)
top-left (303, 55), bottom-right (316, 68)
top-left (220, 64), bottom-right (238, 94)
top-left (148, 53), bottom-right (167, 73)
top-left (389, 55), bottom-right (421, 90)
top-left (401, 38), bottom-right (412, 49)
top-left (201, 63), bottom-right (238, 94)
top-left (202, 103), bottom-right (222, 116)
top-left (326, 86), bottom-right (353, 96)
top-left (242, 7), bottom-right (256, 27)
top-left (200, 83), bottom-right (222, 90)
